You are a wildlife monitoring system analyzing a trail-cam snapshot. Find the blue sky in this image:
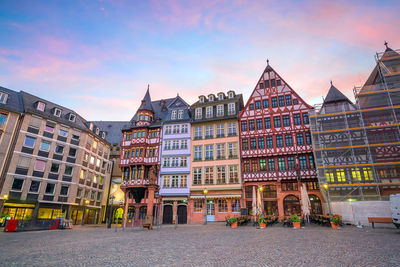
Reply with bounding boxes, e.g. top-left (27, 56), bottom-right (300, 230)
top-left (0, 0), bottom-right (399, 120)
